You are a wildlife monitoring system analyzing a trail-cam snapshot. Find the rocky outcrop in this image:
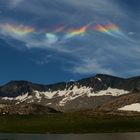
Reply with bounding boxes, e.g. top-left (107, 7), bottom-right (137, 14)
top-left (0, 103), bottom-right (60, 115)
